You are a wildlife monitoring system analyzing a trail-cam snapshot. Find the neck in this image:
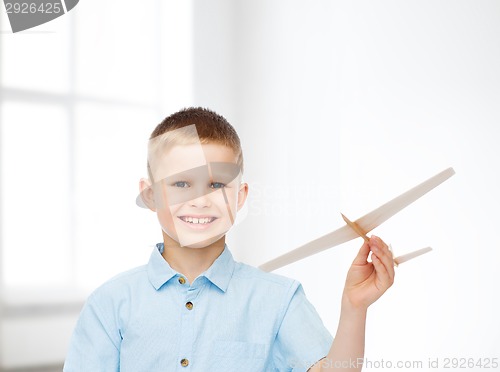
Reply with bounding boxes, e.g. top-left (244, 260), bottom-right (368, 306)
top-left (161, 230), bottom-right (226, 284)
